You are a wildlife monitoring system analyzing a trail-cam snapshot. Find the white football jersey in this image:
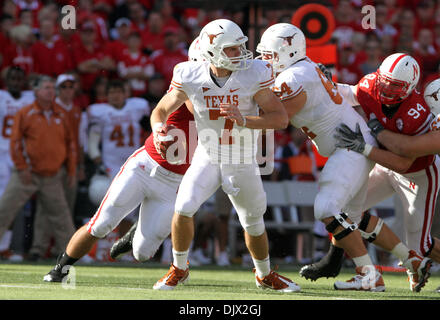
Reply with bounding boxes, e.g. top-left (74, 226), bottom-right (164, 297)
top-left (274, 58), bottom-right (370, 157)
top-left (0, 89), bottom-right (35, 156)
top-left (430, 112), bottom-right (440, 131)
top-left (88, 97), bottom-right (150, 177)
top-left (170, 59), bottom-right (274, 163)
